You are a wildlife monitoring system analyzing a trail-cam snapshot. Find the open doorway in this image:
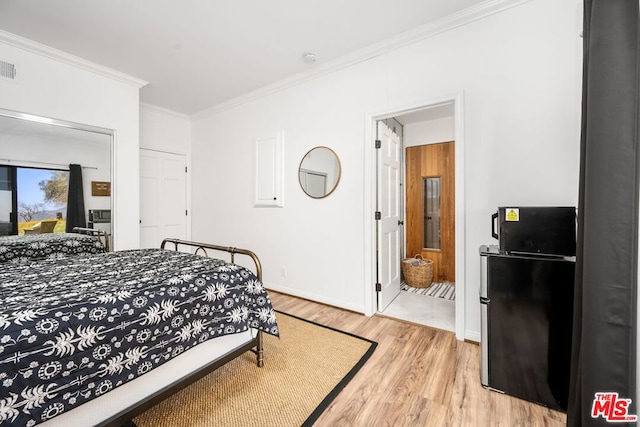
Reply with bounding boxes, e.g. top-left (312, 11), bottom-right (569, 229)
top-left (373, 99), bottom-right (463, 336)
